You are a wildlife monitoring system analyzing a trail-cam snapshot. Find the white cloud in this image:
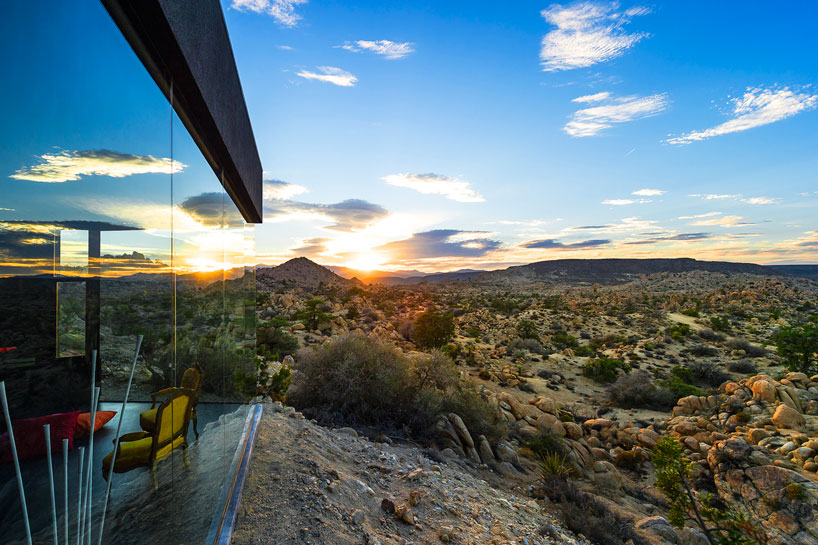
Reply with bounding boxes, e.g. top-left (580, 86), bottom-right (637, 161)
top-left (341, 40), bottom-right (414, 59)
top-left (296, 66), bottom-right (357, 87)
top-left (742, 197), bottom-right (779, 205)
top-left (565, 92), bottom-right (668, 136)
top-left (10, 149), bottom-right (185, 183)
top-left (571, 91), bottom-right (611, 103)
top-left (689, 193), bottom-right (740, 200)
top-left (231, 0), bottom-right (307, 27)
top-left (602, 198), bottom-right (650, 205)
top-left (383, 173), bottom-right (485, 203)
top-left (0, 207), bottom-right (14, 211)
top-left (678, 212), bottom-right (721, 219)
top-left (667, 86), bottom-right (818, 144)
top-left (263, 179), bottom-right (307, 200)
top-left (540, 2), bottom-right (650, 71)
top-left (278, 45), bottom-right (294, 51)
top-left (690, 215), bottom-right (747, 227)
top-left (632, 188), bottom-right (664, 196)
